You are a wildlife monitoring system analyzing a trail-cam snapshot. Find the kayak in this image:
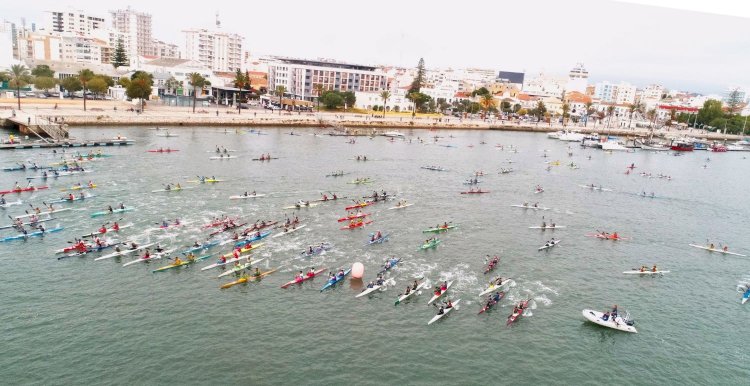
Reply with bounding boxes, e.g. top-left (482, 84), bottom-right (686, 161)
top-left (0, 226), bottom-right (63, 242)
top-left (47, 194), bottom-right (96, 204)
top-left (122, 248), bottom-right (177, 267)
top-left (0, 200), bottom-right (23, 209)
top-left (0, 217), bottom-right (55, 230)
top-left (586, 234), bottom-right (630, 241)
top-left (507, 300), bottom-right (530, 326)
top-left (347, 179), bottom-right (374, 185)
top-left (623, 269), bottom-right (670, 275)
top-left (202, 254), bottom-right (265, 272)
top-left (209, 222), bottom-right (248, 237)
top-left (243, 221), bottom-right (278, 232)
top-left (14, 207), bottom-right (72, 219)
top-left (428, 299), bottom-right (460, 325)
top-left (26, 170), bottom-right (91, 179)
top-left (147, 149), bottom-right (179, 153)
top-left (395, 282), bottom-right (427, 305)
top-left (326, 172), bottom-right (350, 177)
top-left (94, 243), bottom-right (155, 261)
top-left (91, 207), bottom-right (134, 218)
top-left (742, 287), bottom-right (750, 304)
top-left (69, 184), bottom-right (97, 190)
top-left (251, 157), bottom-right (279, 161)
top-left (340, 220), bottom-right (372, 230)
top-left (478, 278), bottom-right (512, 297)
top-left (81, 223), bottom-right (134, 238)
top-left (280, 267), bottom-right (327, 288)
top-left (0, 186), bottom-right (49, 194)
top-left (155, 133), bottom-right (179, 137)
top-left (460, 190), bottom-right (490, 194)
top-left (366, 233), bottom-right (390, 245)
top-left (217, 259), bottom-right (264, 278)
top-left (320, 269), bottom-right (352, 292)
top-left (271, 224), bottom-right (307, 238)
top-left (58, 242), bottom-right (120, 259)
top-left (484, 259), bottom-right (499, 274)
top-left (233, 231), bottom-right (271, 247)
top-left (187, 179), bottom-right (224, 183)
top-left (314, 196), bottom-right (347, 203)
top-left (579, 185), bottom-right (613, 192)
top-left (478, 292), bottom-right (505, 314)
top-left (356, 283), bottom-right (385, 298)
top-left (229, 193), bottom-right (266, 199)
top-left (427, 281), bottom-right (454, 305)
top-left (300, 243), bottom-right (333, 257)
top-left (688, 244), bottom-right (746, 257)
top-left (202, 217), bottom-right (239, 228)
top-left (421, 166), bottom-right (446, 171)
top-left (377, 258), bottom-right (401, 276)
top-left (220, 268), bottom-right (280, 289)
top-left (337, 213), bottom-right (371, 222)
top-left (538, 240), bottom-right (561, 251)
top-left (209, 156), bottom-right (238, 160)
top-left (283, 202), bottom-right (319, 210)
top-left (151, 187), bottom-right (195, 193)
top-left (345, 202), bottom-right (374, 210)
top-left (534, 189), bottom-right (544, 194)
top-left (528, 225), bottom-right (565, 230)
top-left (388, 203), bottom-right (413, 210)
top-left (422, 225), bottom-right (457, 233)
top-left (419, 239), bottom-right (442, 250)
top-left (510, 204), bottom-right (550, 210)
top-left (181, 239), bottom-right (220, 254)
top-left (582, 309), bottom-right (637, 333)
top-left (220, 243), bottom-right (265, 260)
